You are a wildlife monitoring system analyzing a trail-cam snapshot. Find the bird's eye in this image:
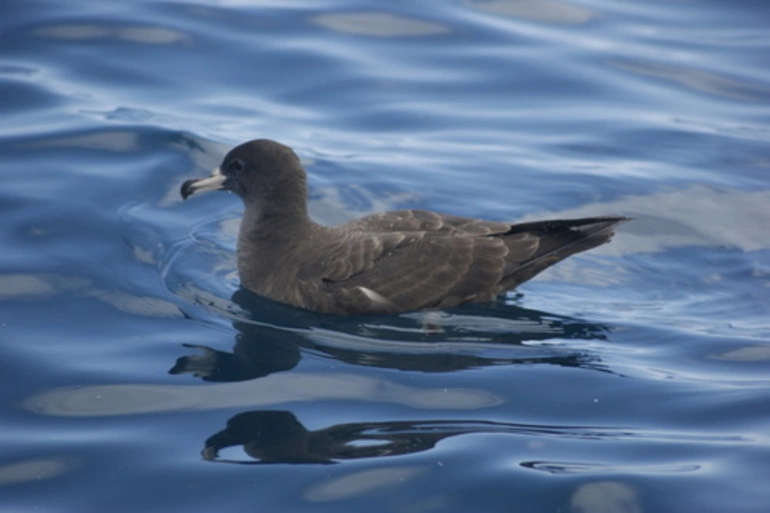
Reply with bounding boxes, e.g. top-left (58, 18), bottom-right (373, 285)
top-left (227, 158), bottom-right (245, 174)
